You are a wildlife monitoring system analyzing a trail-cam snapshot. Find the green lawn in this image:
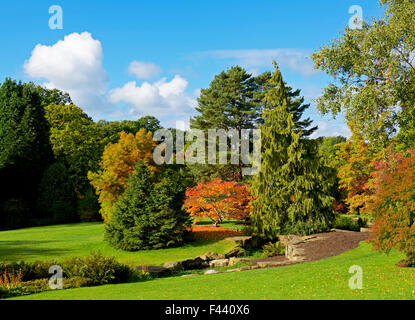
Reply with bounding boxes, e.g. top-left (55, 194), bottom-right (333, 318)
top-left (0, 222), bottom-right (236, 266)
top-left (9, 242), bottom-right (415, 300)
top-left (2, 222), bottom-right (415, 300)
